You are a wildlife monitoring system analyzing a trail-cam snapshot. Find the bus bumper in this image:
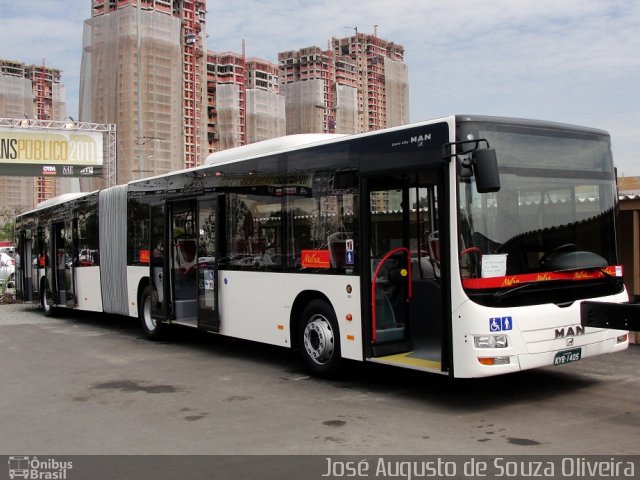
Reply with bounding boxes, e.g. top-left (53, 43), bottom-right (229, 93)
top-left (581, 301), bottom-right (640, 332)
